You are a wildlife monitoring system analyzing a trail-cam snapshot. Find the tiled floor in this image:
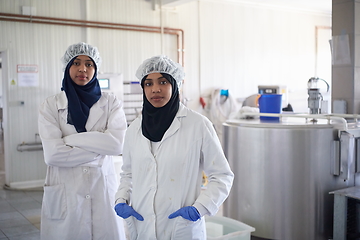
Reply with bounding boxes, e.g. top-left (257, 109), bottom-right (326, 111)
top-left (0, 184), bottom-right (224, 240)
top-left (0, 182), bottom-right (225, 240)
top-left (0, 185), bottom-right (42, 240)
